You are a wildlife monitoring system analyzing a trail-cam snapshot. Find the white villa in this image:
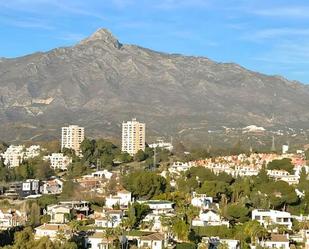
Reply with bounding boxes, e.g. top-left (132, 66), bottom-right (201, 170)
top-left (252, 209), bottom-right (293, 230)
top-left (85, 232), bottom-right (112, 249)
top-left (105, 190), bottom-right (132, 208)
top-left (192, 210), bottom-right (229, 227)
top-left (138, 233), bottom-right (165, 249)
top-left (34, 223), bottom-right (72, 240)
top-left (139, 200), bottom-right (174, 215)
top-left (94, 210), bottom-right (124, 228)
top-left (258, 234), bottom-right (290, 249)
